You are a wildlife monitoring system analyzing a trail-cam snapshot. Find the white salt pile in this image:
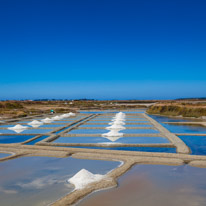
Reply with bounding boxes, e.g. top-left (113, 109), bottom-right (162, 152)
top-left (41, 113), bottom-right (76, 123)
top-left (8, 124), bottom-right (28, 133)
top-left (68, 169), bottom-right (104, 190)
top-left (28, 120), bottom-right (43, 128)
top-left (102, 130), bottom-right (123, 137)
top-left (60, 112), bottom-right (76, 118)
top-left (106, 124), bottom-right (125, 130)
top-left (99, 139), bottom-right (122, 143)
top-left (60, 114), bottom-right (70, 118)
top-left (68, 112), bottom-right (76, 117)
top-left (114, 112), bottom-right (125, 118)
top-left (109, 120), bottom-right (126, 125)
top-left (41, 117), bottom-right (53, 123)
top-left (52, 115), bottom-right (64, 121)
top-left (51, 112), bottom-right (76, 121)
top-left (102, 112), bottom-right (126, 140)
